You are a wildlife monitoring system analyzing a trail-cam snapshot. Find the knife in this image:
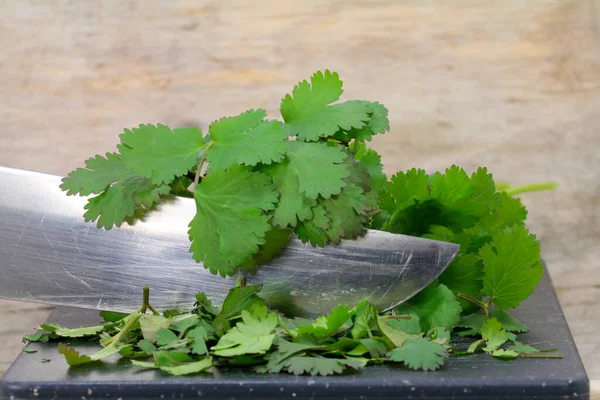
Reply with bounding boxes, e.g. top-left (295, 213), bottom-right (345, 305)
top-left (0, 166), bottom-right (459, 317)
